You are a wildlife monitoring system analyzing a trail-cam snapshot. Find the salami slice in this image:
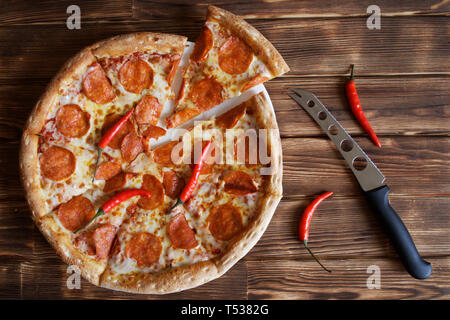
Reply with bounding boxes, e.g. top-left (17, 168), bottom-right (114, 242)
top-left (166, 108), bottom-right (200, 129)
top-left (208, 203), bottom-right (243, 241)
top-left (191, 26), bottom-right (214, 62)
top-left (168, 214), bottom-right (198, 249)
top-left (120, 132), bottom-right (143, 163)
top-left (55, 104), bottom-right (90, 138)
top-left (190, 77), bottom-right (223, 111)
top-left (241, 75), bottom-right (269, 92)
top-left (101, 113), bottom-right (134, 149)
top-left (92, 223), bottom-right (116, 259)
top-left (57, 196), bottom-right (95, 232)
top-left (137, 174), bottom-right (164, 210)
top-left (94, 161), bottom-right (121, 180)
top-left (126, 232), bottom-right (162, 268)
top-left (163, 170), bottom-right (185, 199)
top-left (134, 95), bottom-right (162, 126)
top-left (216, 103), bottom-right (246, 129)
top-left (119, 57), bottom-right (153, 94)
top-left (218, 36), bottom-right (253, 75)
top-left (82, 62), bottom-right (115, 104)
top-left (224, 171), bottom-right (258, 195)
top-left (103, 171), bottom-right (127, 193)
top-left (153, 141), bottom-right (181, 166)
top-left (40, 146), bottom-right (76, 181)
